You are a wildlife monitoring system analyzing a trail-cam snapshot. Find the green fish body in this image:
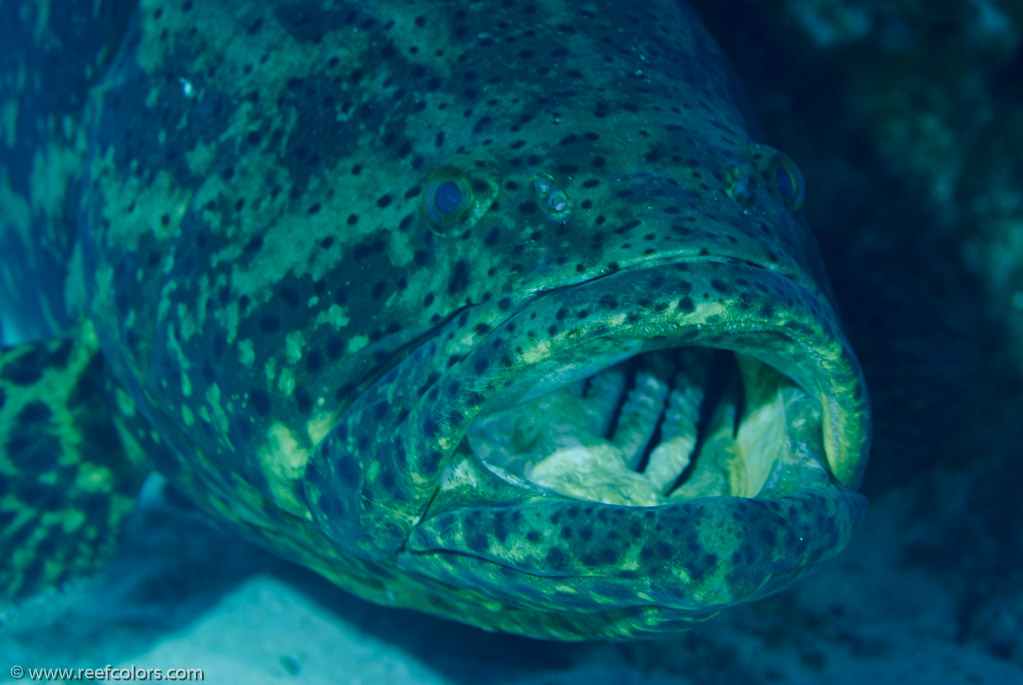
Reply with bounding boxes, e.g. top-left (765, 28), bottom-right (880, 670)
top-left (0, 0), bottom-right (870, 640)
